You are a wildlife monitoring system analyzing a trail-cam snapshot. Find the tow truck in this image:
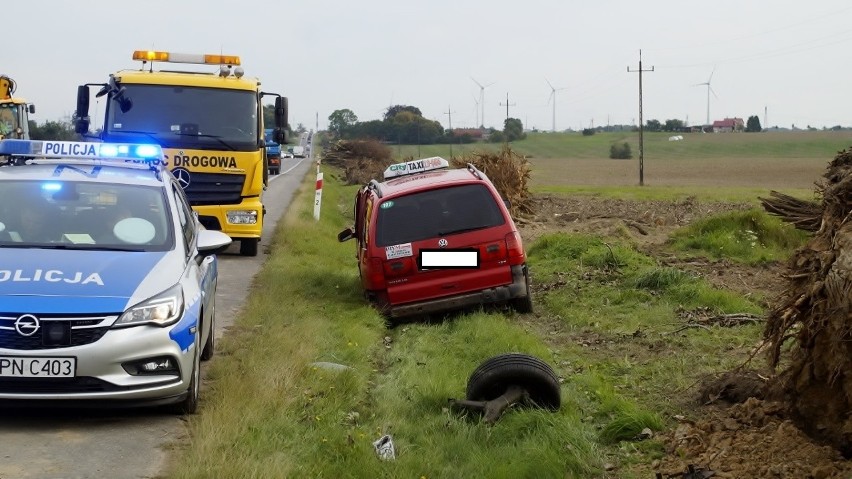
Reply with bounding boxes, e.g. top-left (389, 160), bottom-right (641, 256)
top-left (0, 75), bottom-right (35, 140)
top-left (73, 51), bottom-right (288, 256)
